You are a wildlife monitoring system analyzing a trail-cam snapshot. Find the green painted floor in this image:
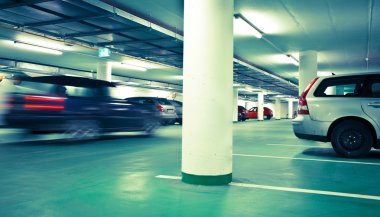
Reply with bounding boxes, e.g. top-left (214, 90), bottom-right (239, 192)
top-left (1, 120), bottom-right (380, 217)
